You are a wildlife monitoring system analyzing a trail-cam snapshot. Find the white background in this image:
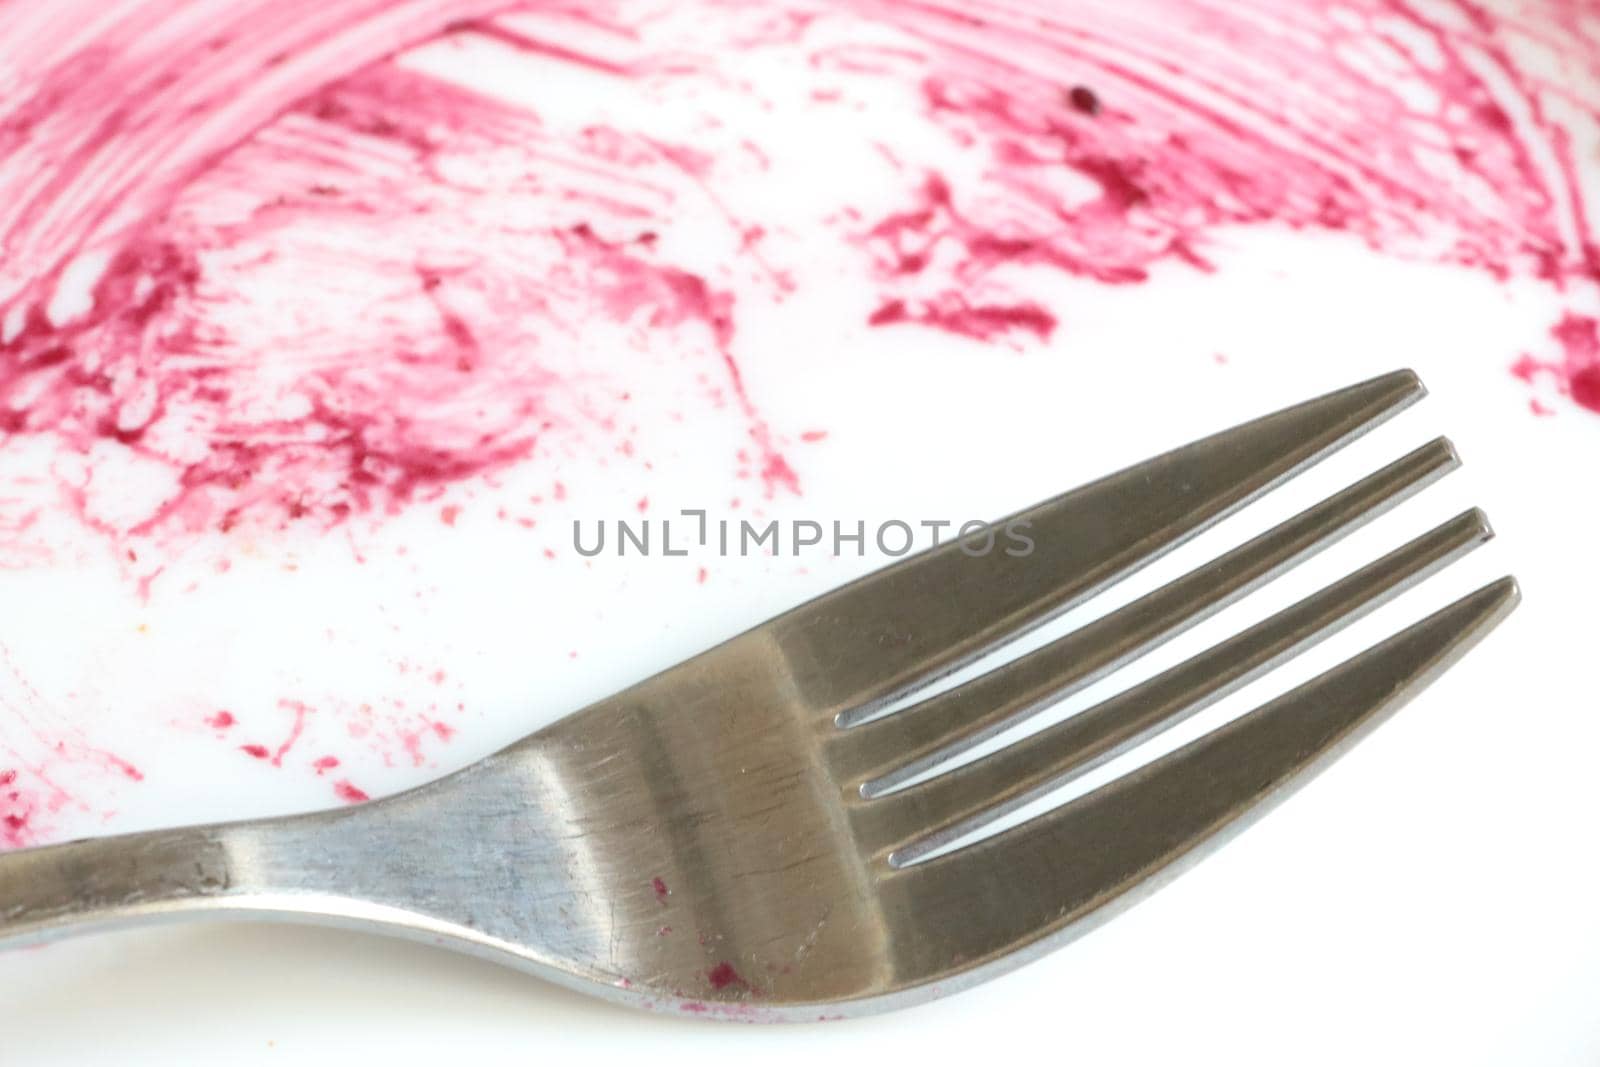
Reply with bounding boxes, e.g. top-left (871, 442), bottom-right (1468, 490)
top-left (2, 12), bottom-right (1598, 1066)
